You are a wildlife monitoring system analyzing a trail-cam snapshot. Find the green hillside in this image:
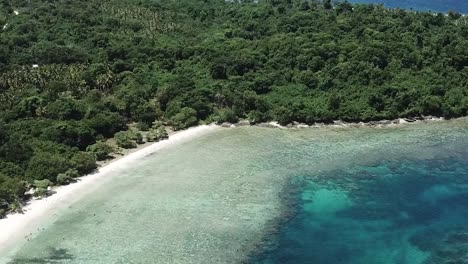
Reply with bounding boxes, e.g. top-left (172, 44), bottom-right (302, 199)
top-left (0, 0), bottom-right (467, 216)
